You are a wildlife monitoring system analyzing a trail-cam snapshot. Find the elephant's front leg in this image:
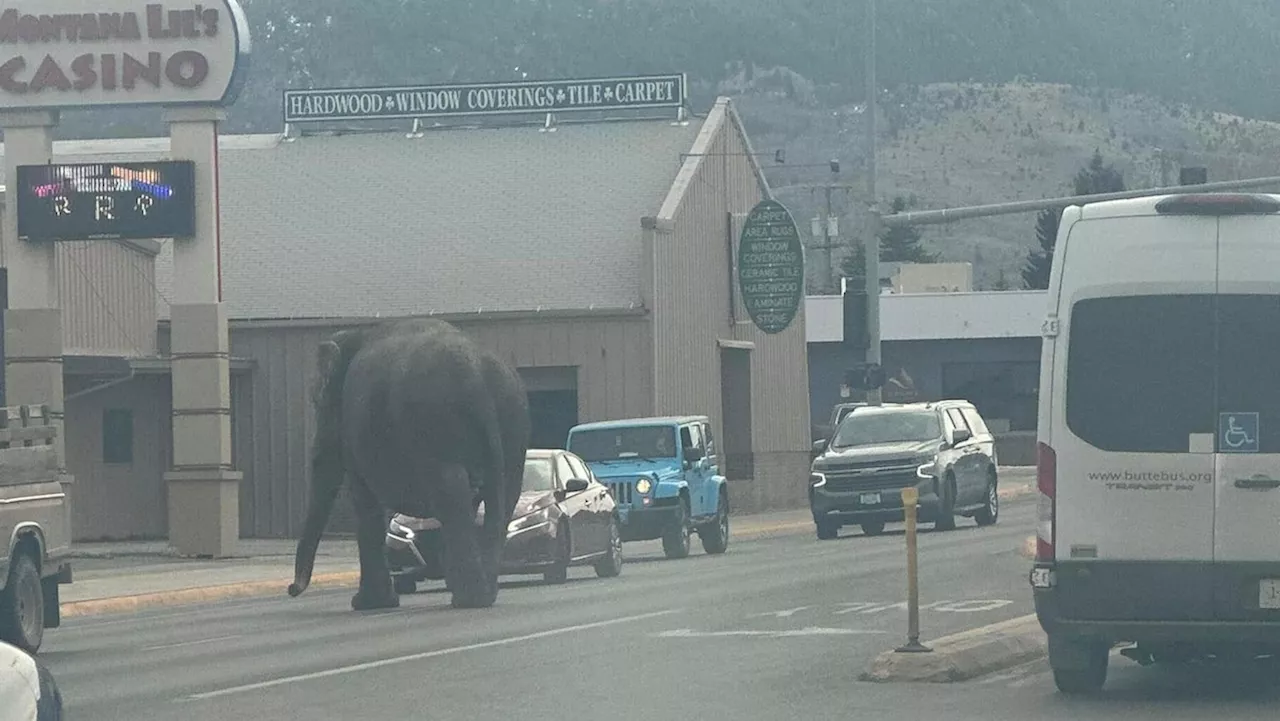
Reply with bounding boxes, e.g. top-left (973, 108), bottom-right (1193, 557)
top-left (348, 475), bottom-right (399, 611)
